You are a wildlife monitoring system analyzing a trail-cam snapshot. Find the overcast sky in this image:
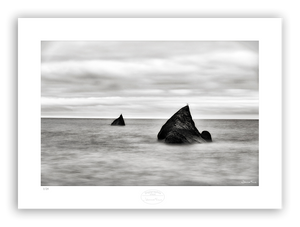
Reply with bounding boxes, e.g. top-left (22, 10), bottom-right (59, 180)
top-left (41, 41), bottom-right (258, 119)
